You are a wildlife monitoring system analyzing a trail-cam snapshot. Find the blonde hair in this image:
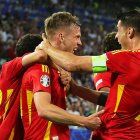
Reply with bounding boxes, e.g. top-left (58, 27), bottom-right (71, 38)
top-left (44, 11), bottom-right (81, 37)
